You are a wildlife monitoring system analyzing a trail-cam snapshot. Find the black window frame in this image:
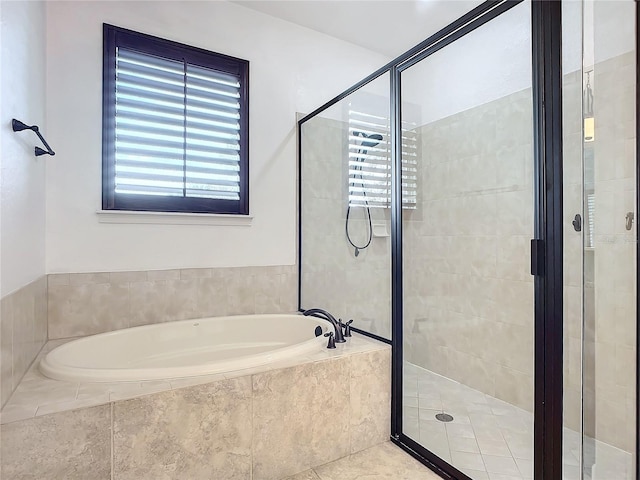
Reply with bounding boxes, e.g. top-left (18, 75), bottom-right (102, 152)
top-left (102, 23), bottom-right (249, 215)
